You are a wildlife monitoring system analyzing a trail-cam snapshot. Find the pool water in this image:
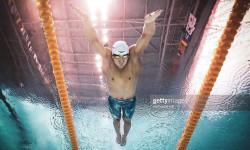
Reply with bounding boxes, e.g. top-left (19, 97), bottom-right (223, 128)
top-left (0, 1), bottom-right (250, 150)
top-left (0, 92), bottom-right (250, 150)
